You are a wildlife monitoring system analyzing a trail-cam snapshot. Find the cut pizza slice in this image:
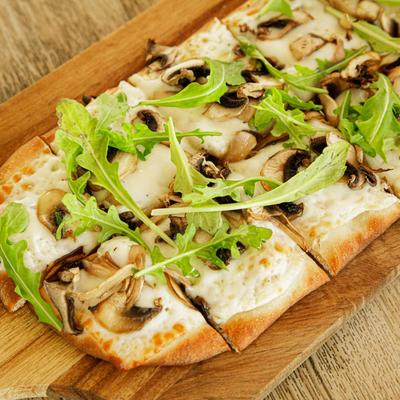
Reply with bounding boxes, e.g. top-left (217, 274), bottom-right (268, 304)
top-left (181, 219), bottom-right (329, 351)
top-left (228, 136), bottom-right (400, 275)
top-left (0, 137), bottom-right (99, 312)
top-left (42, 236), bottom-right (229, 368)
